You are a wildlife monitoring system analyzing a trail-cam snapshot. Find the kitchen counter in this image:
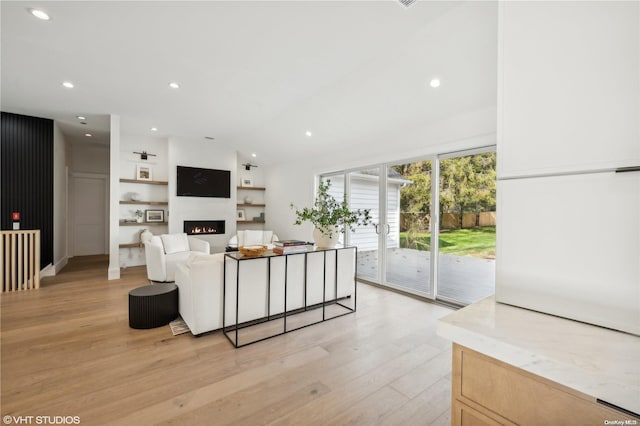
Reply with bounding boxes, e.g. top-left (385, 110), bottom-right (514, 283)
top-left (437, 296), bottom-right (640, 415)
